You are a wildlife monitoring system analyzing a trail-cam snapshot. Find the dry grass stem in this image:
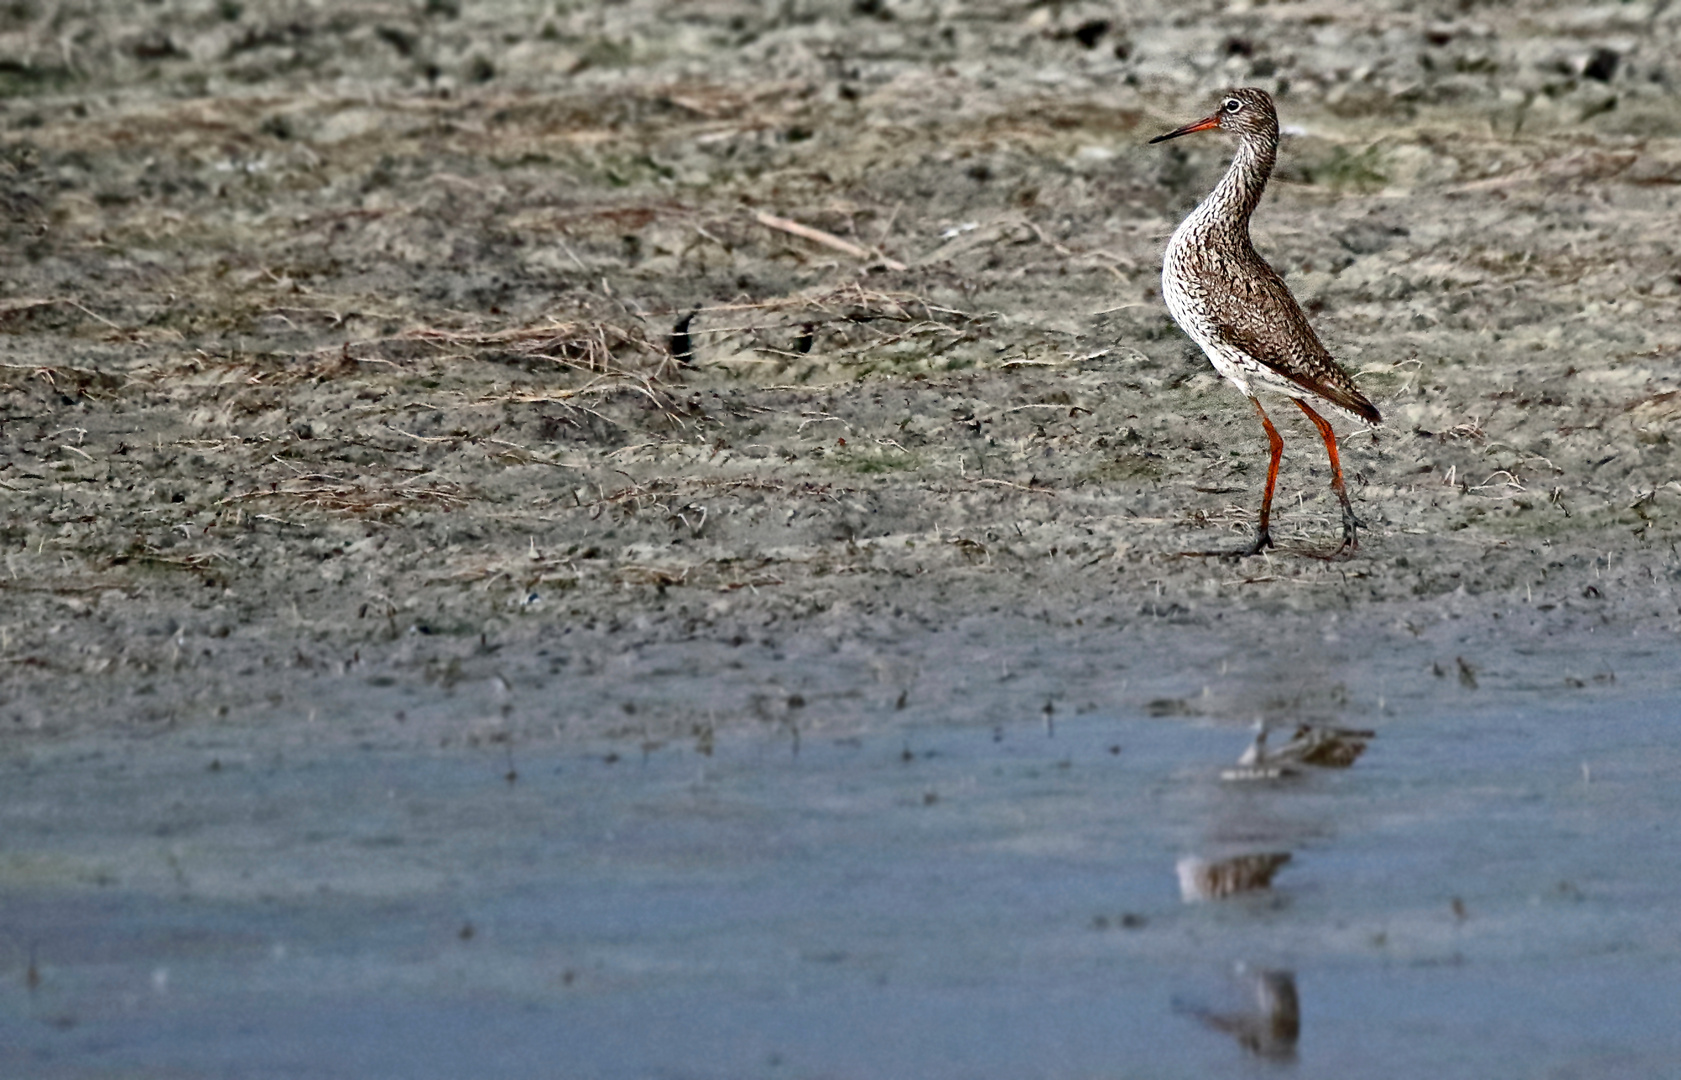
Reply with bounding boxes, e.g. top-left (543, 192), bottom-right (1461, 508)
top-left (753, 211), bottom-right (908, 271)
